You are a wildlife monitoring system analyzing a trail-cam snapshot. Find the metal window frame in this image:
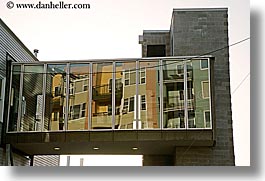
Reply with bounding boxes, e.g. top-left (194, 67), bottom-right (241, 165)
top-left (0, 75), bottom-right (6, 123)
top-left (17, 65), bottom-right (24, 132)
top-left (8, 56), bottom-right (214, 132)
